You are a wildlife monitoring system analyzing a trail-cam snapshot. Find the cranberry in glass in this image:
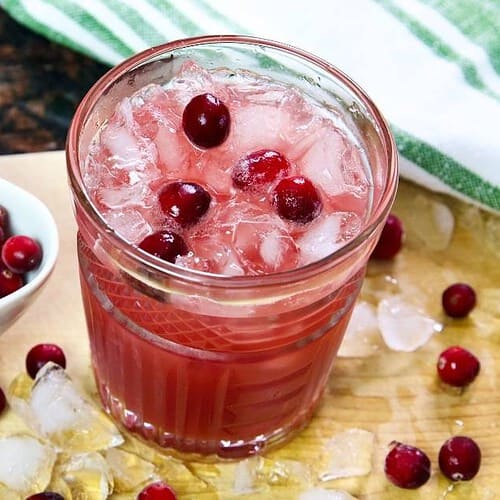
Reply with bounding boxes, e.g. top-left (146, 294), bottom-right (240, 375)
top-left (26, 343), bottom-right (66, 379)
top-left (272, 176), bottom-right (322, 223)
top-left (437, 346), bottom-right (480, 387)
top-left (384, 442), bottom-right (431, 489)
top-left (232, 149), bottom-right (290, 191)
top-left (137, 481), bottom-right (177, 500)
top-left (159, 182), bottom-right (211, 227)
top-left (26, 493), bottom-right (65, 500)
top-left (138, 231), bottom-right (188, 263)
top-left (182, 93), bottom-right (230, 148)
top-left (439, 436), bottom-right (481, 481)
top-left (0, 386), bottom-right (7, 415)
top-left (2, 235), bottom-right (42, 273)
top-left (371, 213), bottom-right (403, 259)
top-left (442, 283), bottom-right (476, 318)
top-left (0, 263), bottom-right (23, 298)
